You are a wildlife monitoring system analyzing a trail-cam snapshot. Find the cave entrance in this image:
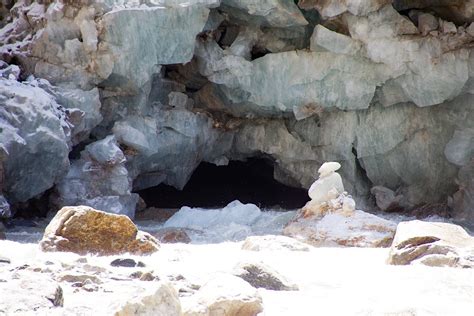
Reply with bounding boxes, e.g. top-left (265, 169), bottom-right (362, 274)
top-left (137, 158), bottom-right (309, 210)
